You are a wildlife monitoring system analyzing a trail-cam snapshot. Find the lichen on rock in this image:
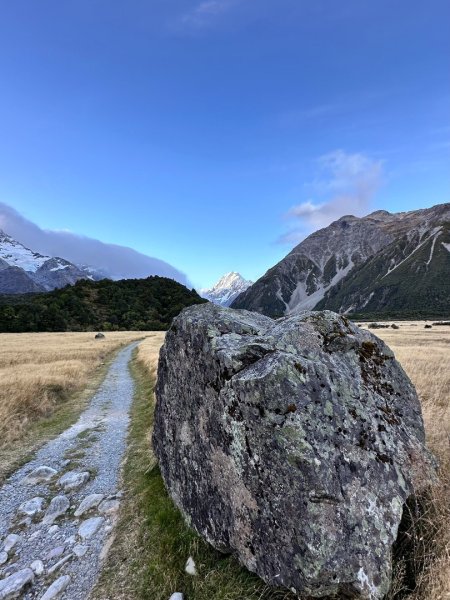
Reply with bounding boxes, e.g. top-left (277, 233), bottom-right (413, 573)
top-left (153, 304), bottom-right (437, 599)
